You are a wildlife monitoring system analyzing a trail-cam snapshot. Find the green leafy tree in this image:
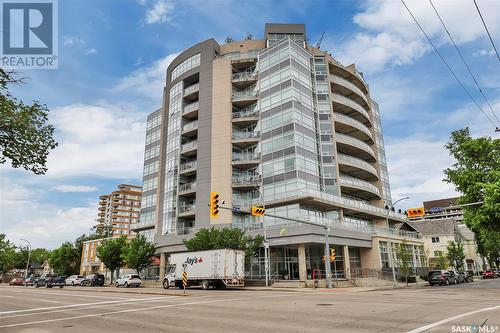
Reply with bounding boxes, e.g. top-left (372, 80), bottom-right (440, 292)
top-left (0, 69), bottom-right (57, 174)
top-left (122, 235), bottom-right (156, 274)
top-left (96, 236), bottom-right (126, 283)
top-left (49, 242), bottom-right (80, 276)
top-left (224, 36), bottom-right (234, 43)
top-left (481, 231), bottom-right (500, 268)
top-left (15, 247), bottom-right (51, 269)
top-left (0, 234), bottom-right (17, 279)
top-left (395, 241), bottom-right (413, 285)
top-left (435, 252), bottom-right (449, 269)
top-left (446, 241), bottom-right (466, 270)
top-left (183, 227), bottom-right (264, 261)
